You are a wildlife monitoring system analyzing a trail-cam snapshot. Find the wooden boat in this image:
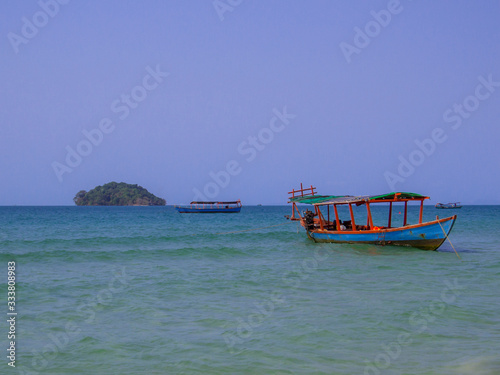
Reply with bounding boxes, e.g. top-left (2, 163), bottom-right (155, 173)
top-left (286, 184), bottom-right (456, 251)
top-left (435, 202), bottom-right (462, 209)
top-left (174, 200), bottom-right (242, 213)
